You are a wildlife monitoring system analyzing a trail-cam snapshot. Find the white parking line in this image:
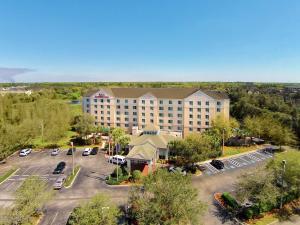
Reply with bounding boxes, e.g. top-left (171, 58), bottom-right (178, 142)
top-left (205, 163), bottom-right (220, 174)
top-left (255, 151), bottom-right (272, 159)
top-left (236, 156), bottom-right (250, 165)
top-left (228, 159), bottom-right (242, 167)
top-left (248, 153), bottom-right (261, 161)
